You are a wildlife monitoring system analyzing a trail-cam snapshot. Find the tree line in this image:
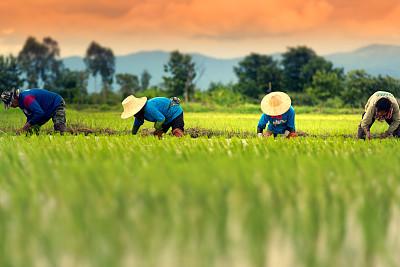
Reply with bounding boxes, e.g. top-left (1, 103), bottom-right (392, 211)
top-left (233, 47), bottom-right (400, 107)
top-left (1, 36), bottom-right (400, 108)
